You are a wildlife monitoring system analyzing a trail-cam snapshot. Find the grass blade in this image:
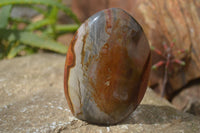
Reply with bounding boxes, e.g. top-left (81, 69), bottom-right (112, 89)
top-left (0, 28), bottom-right (68, 54)
top-left (26, 19), bottom-right (52, 30)
top-left (7, 44), bottom-right (26, 59)
top-left (56, 24), bottom-right (79, 33)
top-left (45, 24), bottom-right (79, 35)
top-left (0, 5), bottom-right (12, 28)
